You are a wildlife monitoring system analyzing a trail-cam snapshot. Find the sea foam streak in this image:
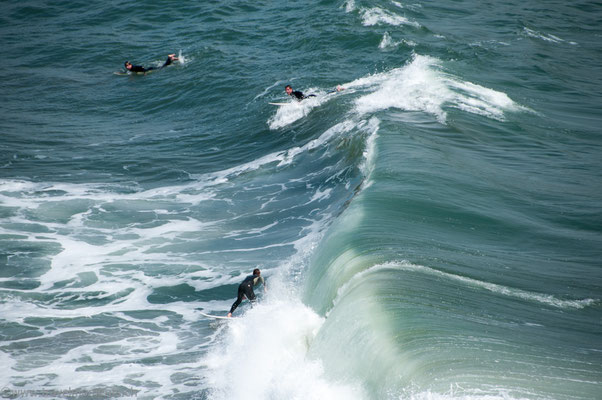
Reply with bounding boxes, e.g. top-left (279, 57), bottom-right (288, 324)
top-left (334, 261), bottom-right (597, 311)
